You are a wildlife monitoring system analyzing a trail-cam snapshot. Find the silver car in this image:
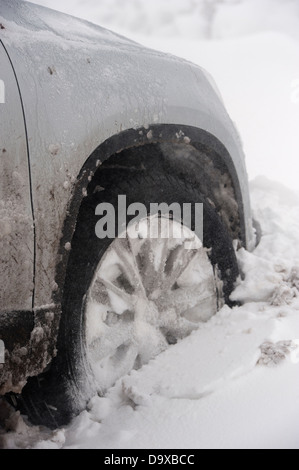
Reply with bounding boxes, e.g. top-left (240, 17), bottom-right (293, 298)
top-left (0, 0), bottom-right (254, 428)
